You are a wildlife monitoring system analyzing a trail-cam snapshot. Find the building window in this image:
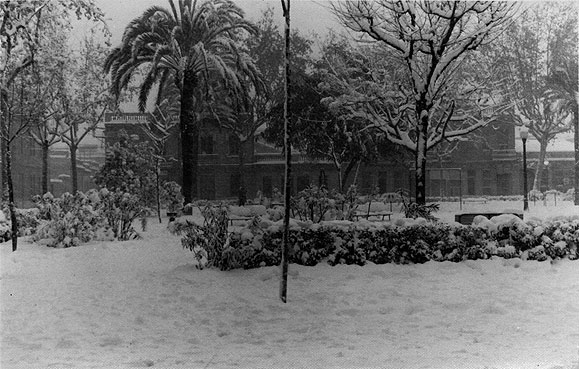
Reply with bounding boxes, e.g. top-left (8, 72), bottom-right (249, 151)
top-left (200, 135), bottom-right (214, 155)
top-left (467, 170), bottom-right (476, 195)
top-left (228, 135), bottom-right (240, 156)
top-left (496, 173), bottom-right (511, 195)
top-left (482, 169), bottom-right (492, 195)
